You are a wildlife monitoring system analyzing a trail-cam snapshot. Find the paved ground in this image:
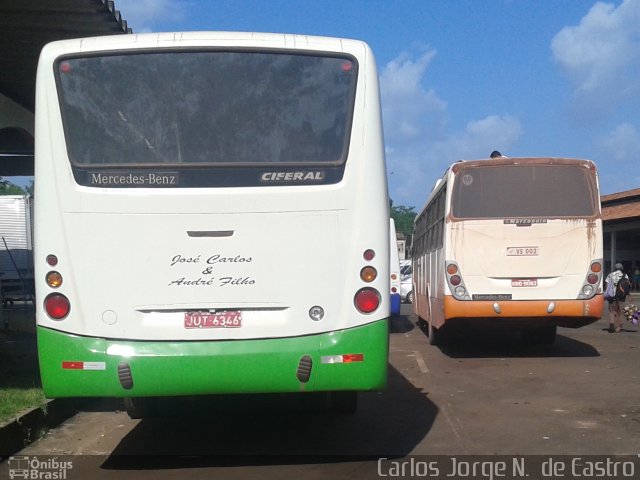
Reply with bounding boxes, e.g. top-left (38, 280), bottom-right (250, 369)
top-left (1, 302), bottom-right (638, 479)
